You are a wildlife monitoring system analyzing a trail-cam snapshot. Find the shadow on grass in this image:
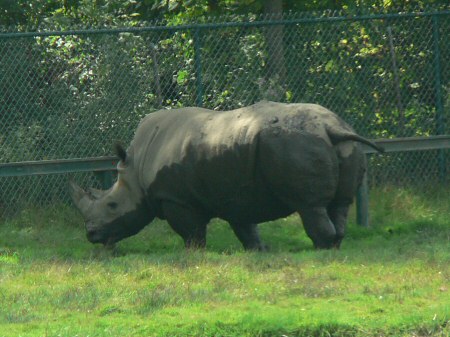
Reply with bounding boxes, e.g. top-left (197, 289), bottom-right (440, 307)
top-left (1, 184), bottom-right (449, 265)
